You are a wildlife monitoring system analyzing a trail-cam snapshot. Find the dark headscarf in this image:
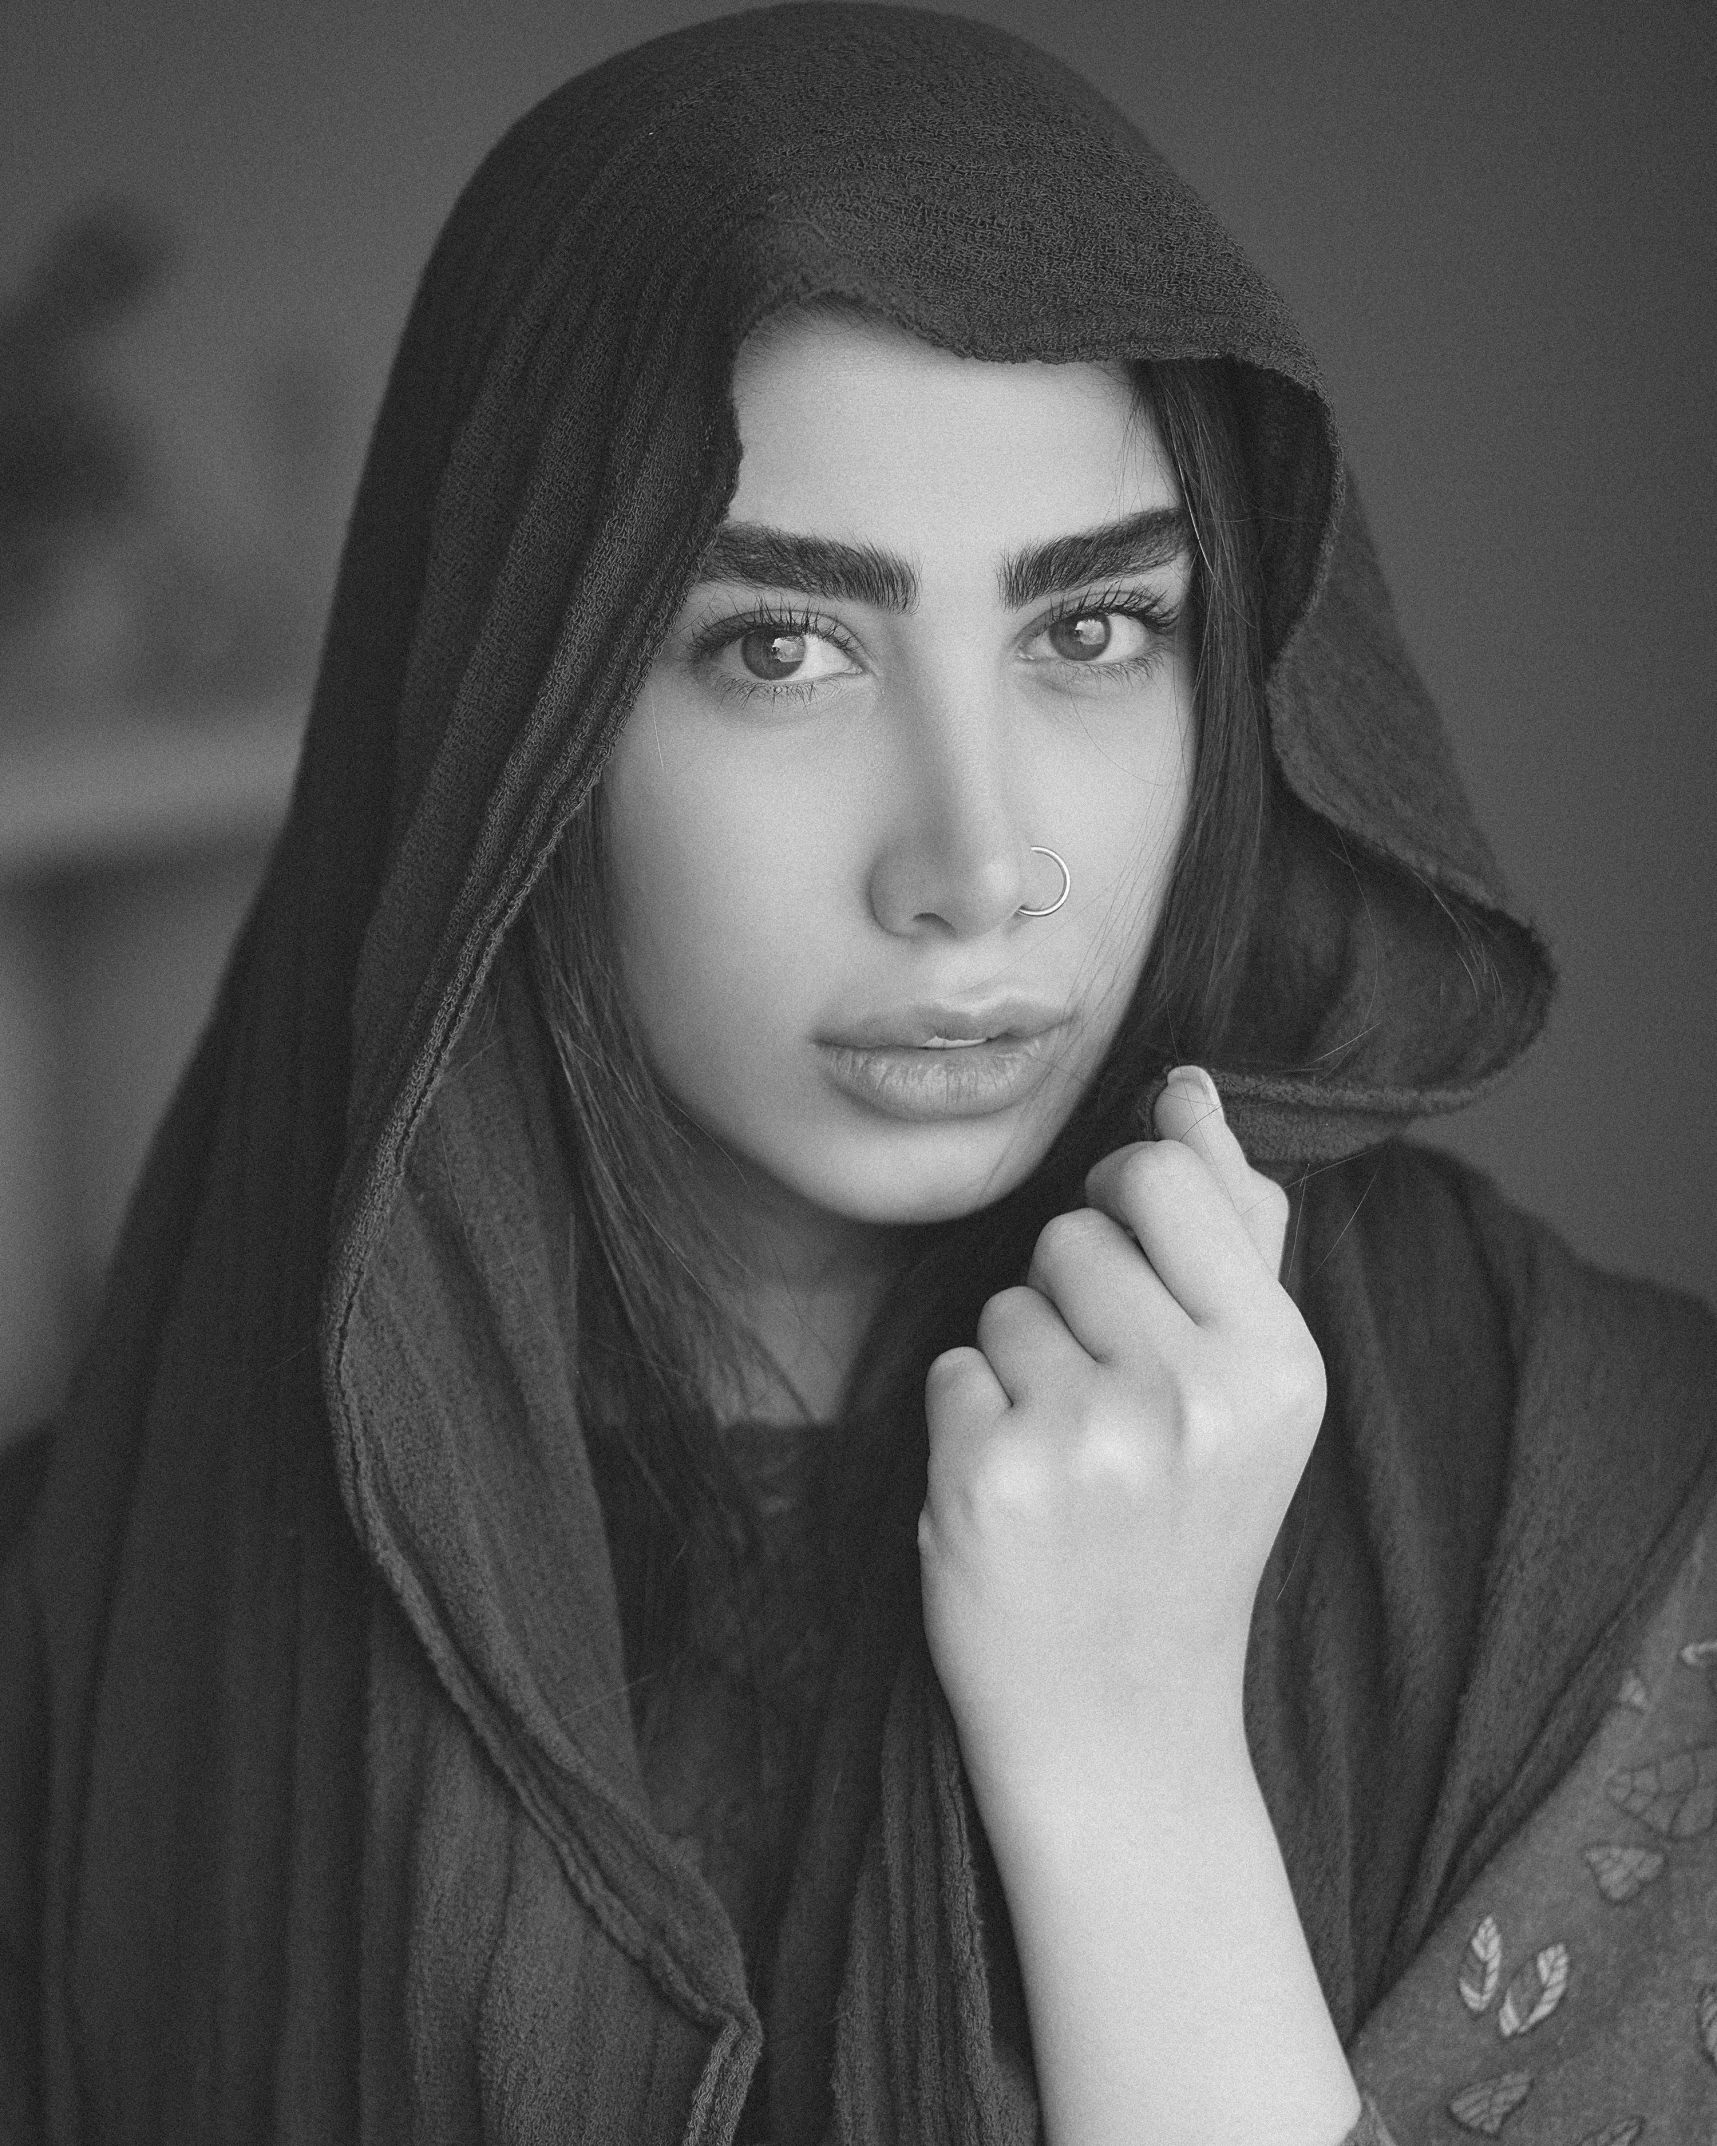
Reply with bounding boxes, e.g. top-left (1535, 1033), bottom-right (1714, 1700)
top-left (4, 9), bottom-right (1712, 2142)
